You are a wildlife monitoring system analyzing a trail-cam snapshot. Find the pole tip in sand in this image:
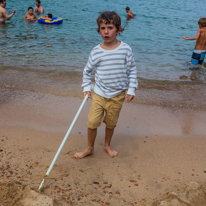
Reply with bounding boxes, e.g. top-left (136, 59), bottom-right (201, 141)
top-left (38, 175), bottom-right (48, 191)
